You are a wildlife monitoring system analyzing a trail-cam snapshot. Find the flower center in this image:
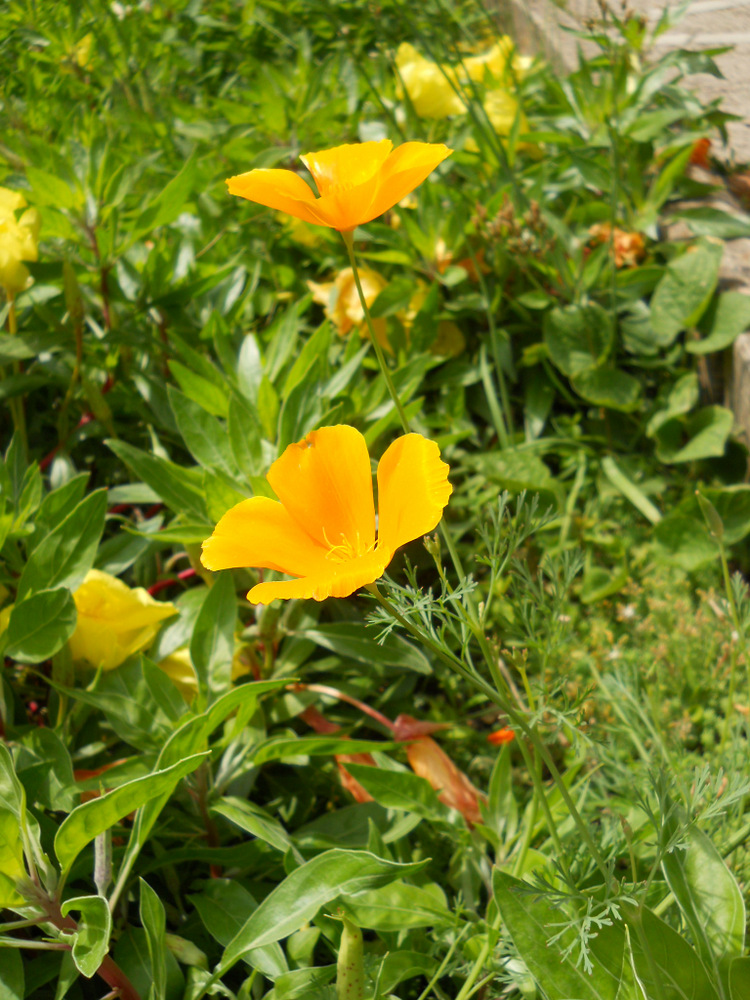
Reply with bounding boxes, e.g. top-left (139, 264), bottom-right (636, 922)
top-left (322, 528), bottom-right (374, 563)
